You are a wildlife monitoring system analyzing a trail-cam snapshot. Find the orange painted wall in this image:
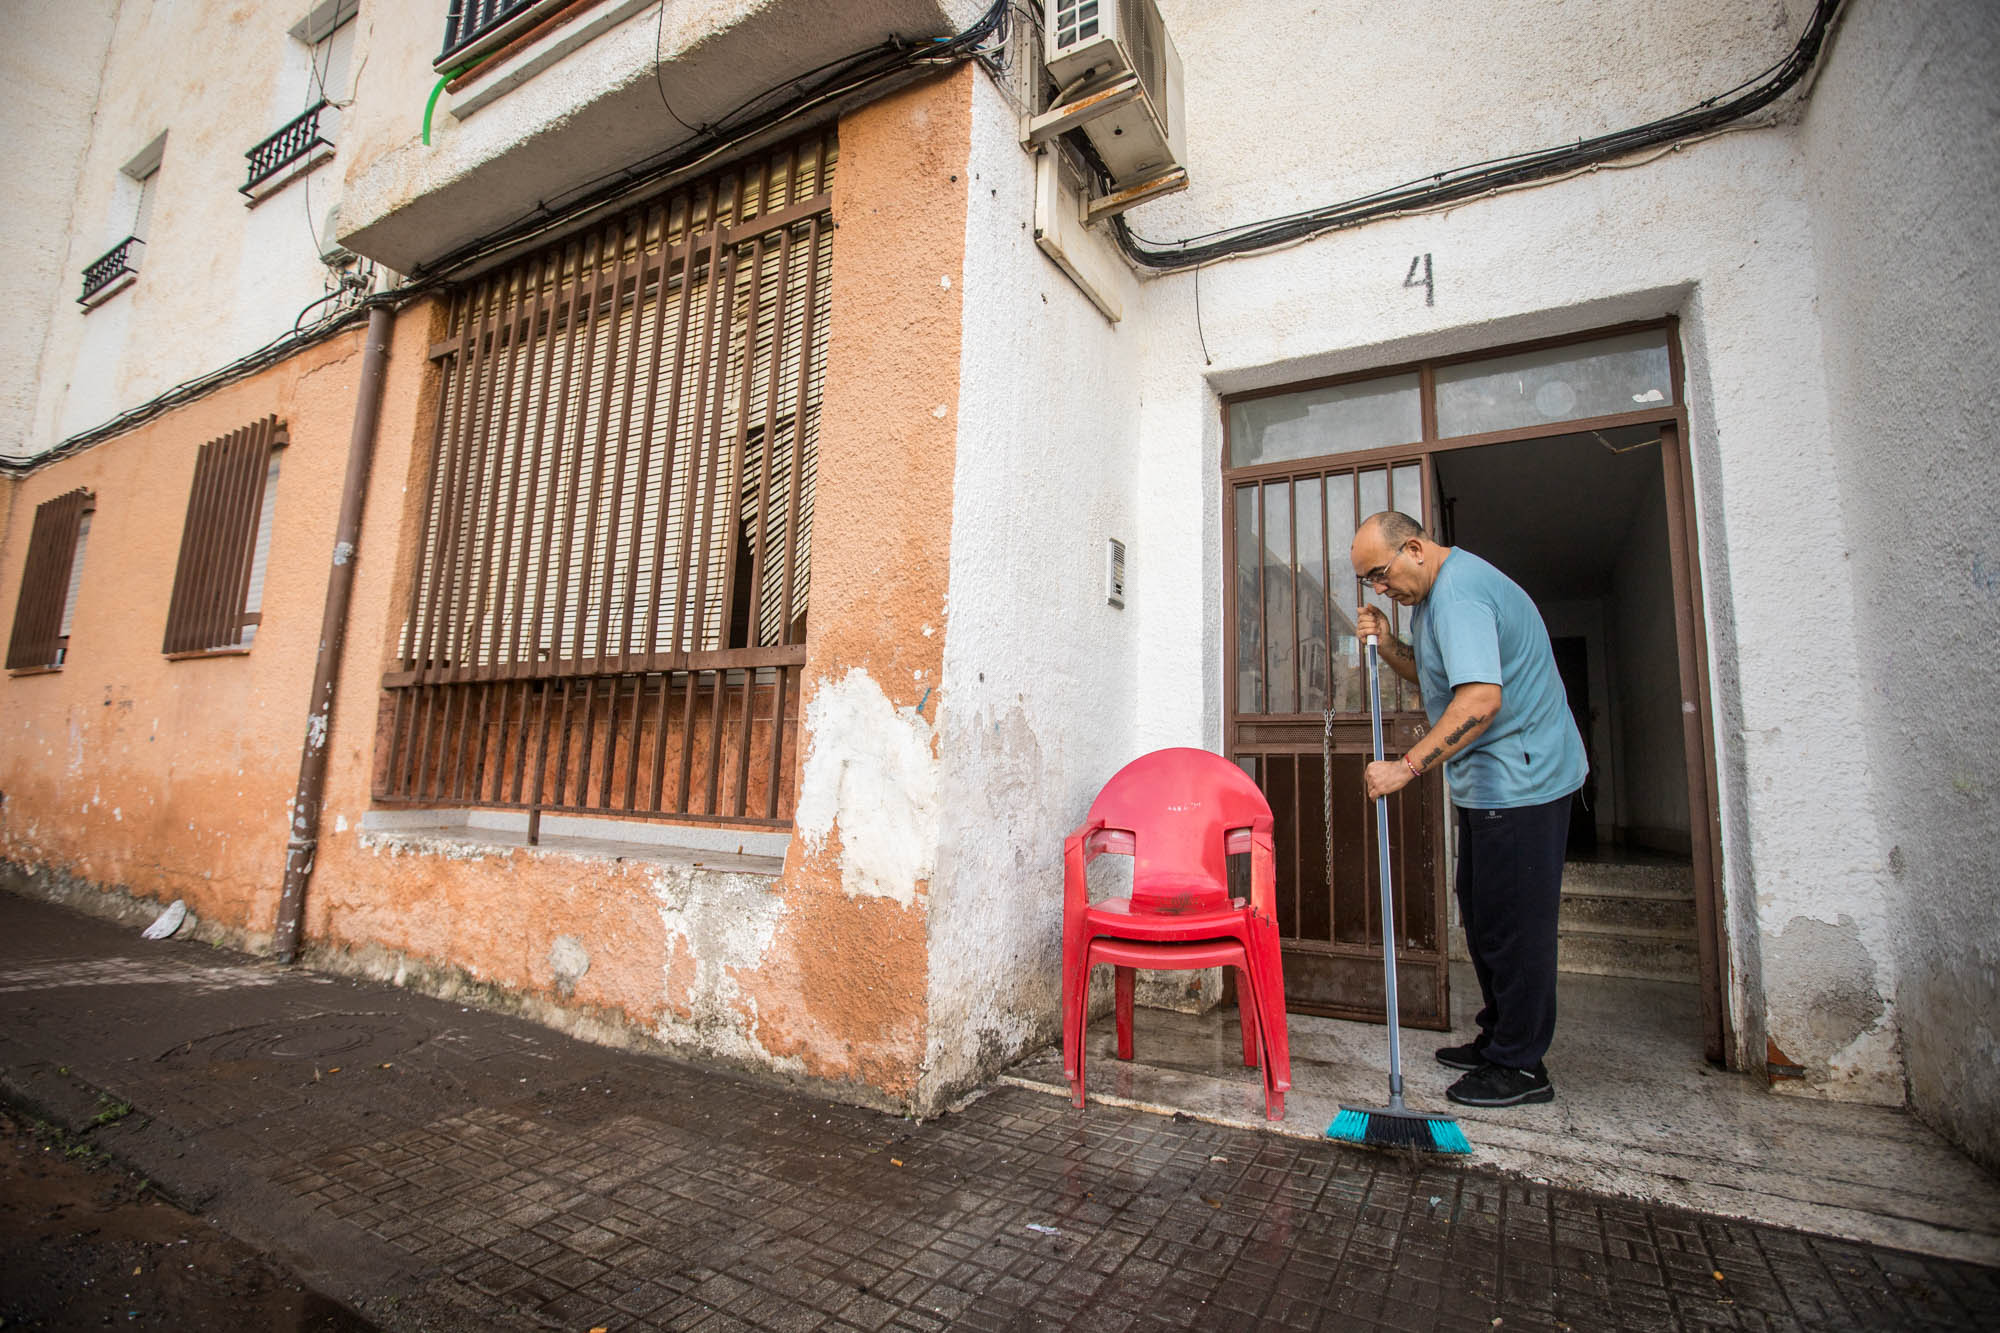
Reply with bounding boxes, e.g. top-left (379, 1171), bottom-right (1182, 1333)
top-left (1, 68), bottom-right (976, 1110)
top-left (734, 67), bottom-right (973, 1099)
top-left (0, 322), bottom-right (381, 939)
